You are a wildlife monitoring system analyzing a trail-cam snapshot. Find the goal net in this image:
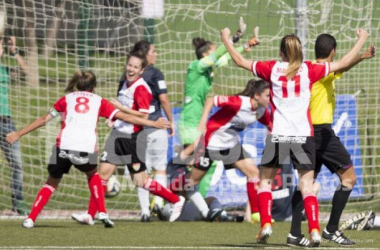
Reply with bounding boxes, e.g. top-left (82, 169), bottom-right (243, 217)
top-left (0, 0), bottom-right (379, 219)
